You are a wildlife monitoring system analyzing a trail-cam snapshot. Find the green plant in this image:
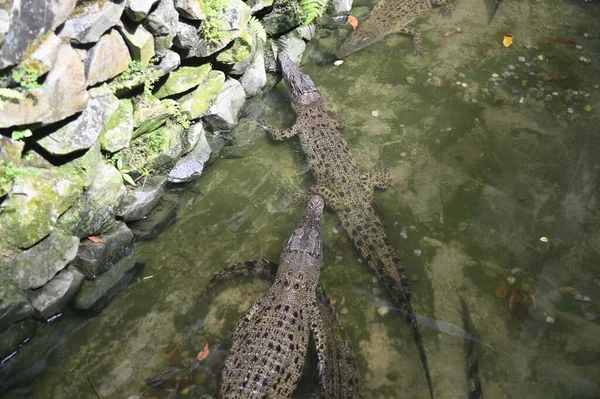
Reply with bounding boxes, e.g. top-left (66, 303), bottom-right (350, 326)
top-left (203, 0), bottom-right (228, 44)
top-left (113, 59), bottom-right (159, 98)
top-left (0, 160), bottom-right (36, 194)
top-left (162, 99), bottom-right (190, 129)
top-left (11, 66), bottom-right (42, 89)
top-left (298, 0), bottom-right (328, 25)
top-left (113, 157), bottom-right (136, 187)
top-left (11, 129), bottom-right (32, 141)
top-left (248, 16), bottom-right (267, 43)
